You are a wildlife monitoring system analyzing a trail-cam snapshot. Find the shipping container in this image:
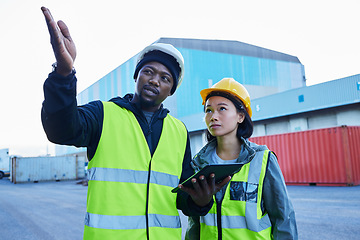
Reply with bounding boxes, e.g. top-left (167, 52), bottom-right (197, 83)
top-left (11, 155), bottom-right (86, 184)
top-left (250, 126), bottom-right (360, 186)
top-left (0, 148), bottom-right (10, 179)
